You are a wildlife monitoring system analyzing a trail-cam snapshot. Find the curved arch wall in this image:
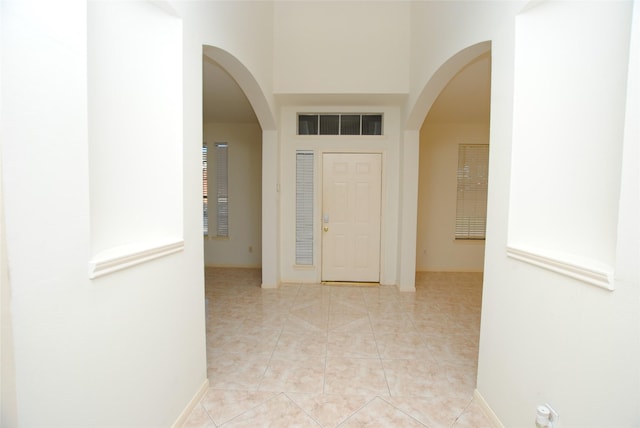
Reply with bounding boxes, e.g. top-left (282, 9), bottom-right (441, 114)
top-left (174, 1), bottom-right (280, 287)
top-left (203, 46), bottom-right (276, 131)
